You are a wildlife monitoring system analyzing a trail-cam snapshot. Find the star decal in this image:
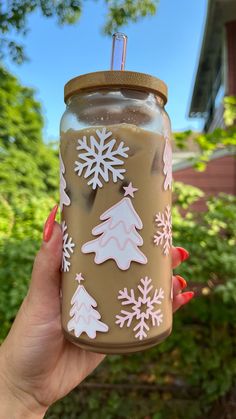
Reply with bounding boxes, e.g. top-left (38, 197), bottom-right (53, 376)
top-left (75, 273), bottom-right (84, 283)
top-left (123, 182), bottom-right (138, 198)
